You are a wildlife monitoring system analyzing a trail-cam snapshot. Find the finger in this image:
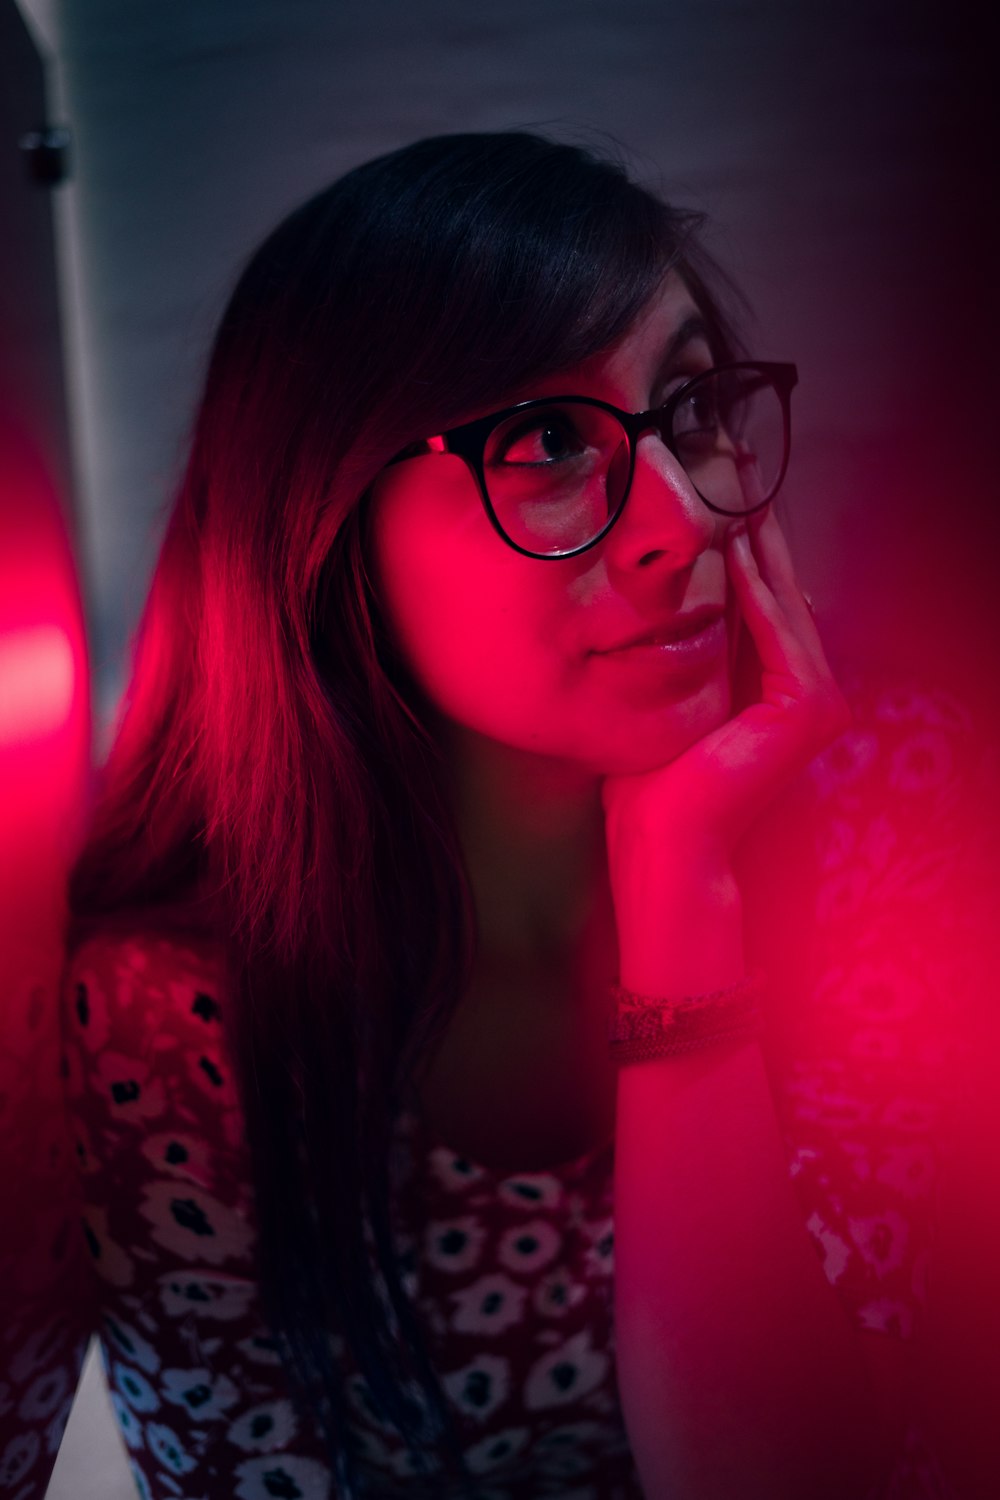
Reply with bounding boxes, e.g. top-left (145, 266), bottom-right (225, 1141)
top-left (744, 508), bottom-right (833, 677)
top-left (726, 526), bottom-right (851, 747)
top-left (730, 613), bottom-right (762, 716)
top-left (747, 508), bottom-right (825, 644)
top-left (726, 527), bottom-right (818, 686)
top-left (646, 541), bottom-right (849, 847)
